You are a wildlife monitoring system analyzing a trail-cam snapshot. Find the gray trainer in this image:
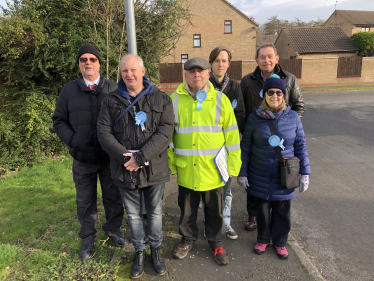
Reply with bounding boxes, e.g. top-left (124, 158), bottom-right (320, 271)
top-left (225, 224), bottom-right (238, 240)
